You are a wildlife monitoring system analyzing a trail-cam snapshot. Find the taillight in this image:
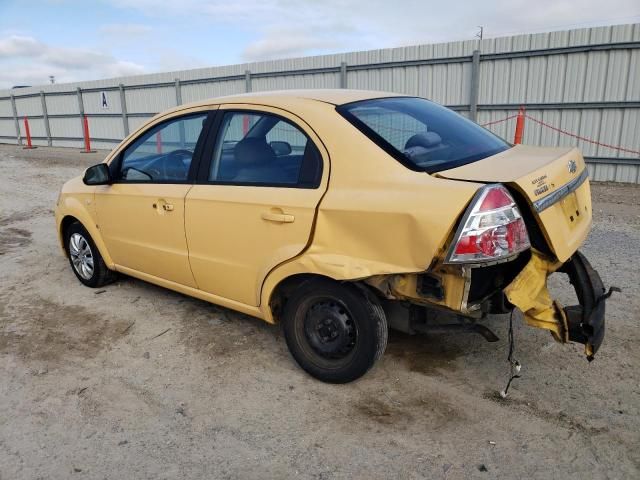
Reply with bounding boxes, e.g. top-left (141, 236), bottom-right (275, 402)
top-left (445, 184), bottom-right (530, 264)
